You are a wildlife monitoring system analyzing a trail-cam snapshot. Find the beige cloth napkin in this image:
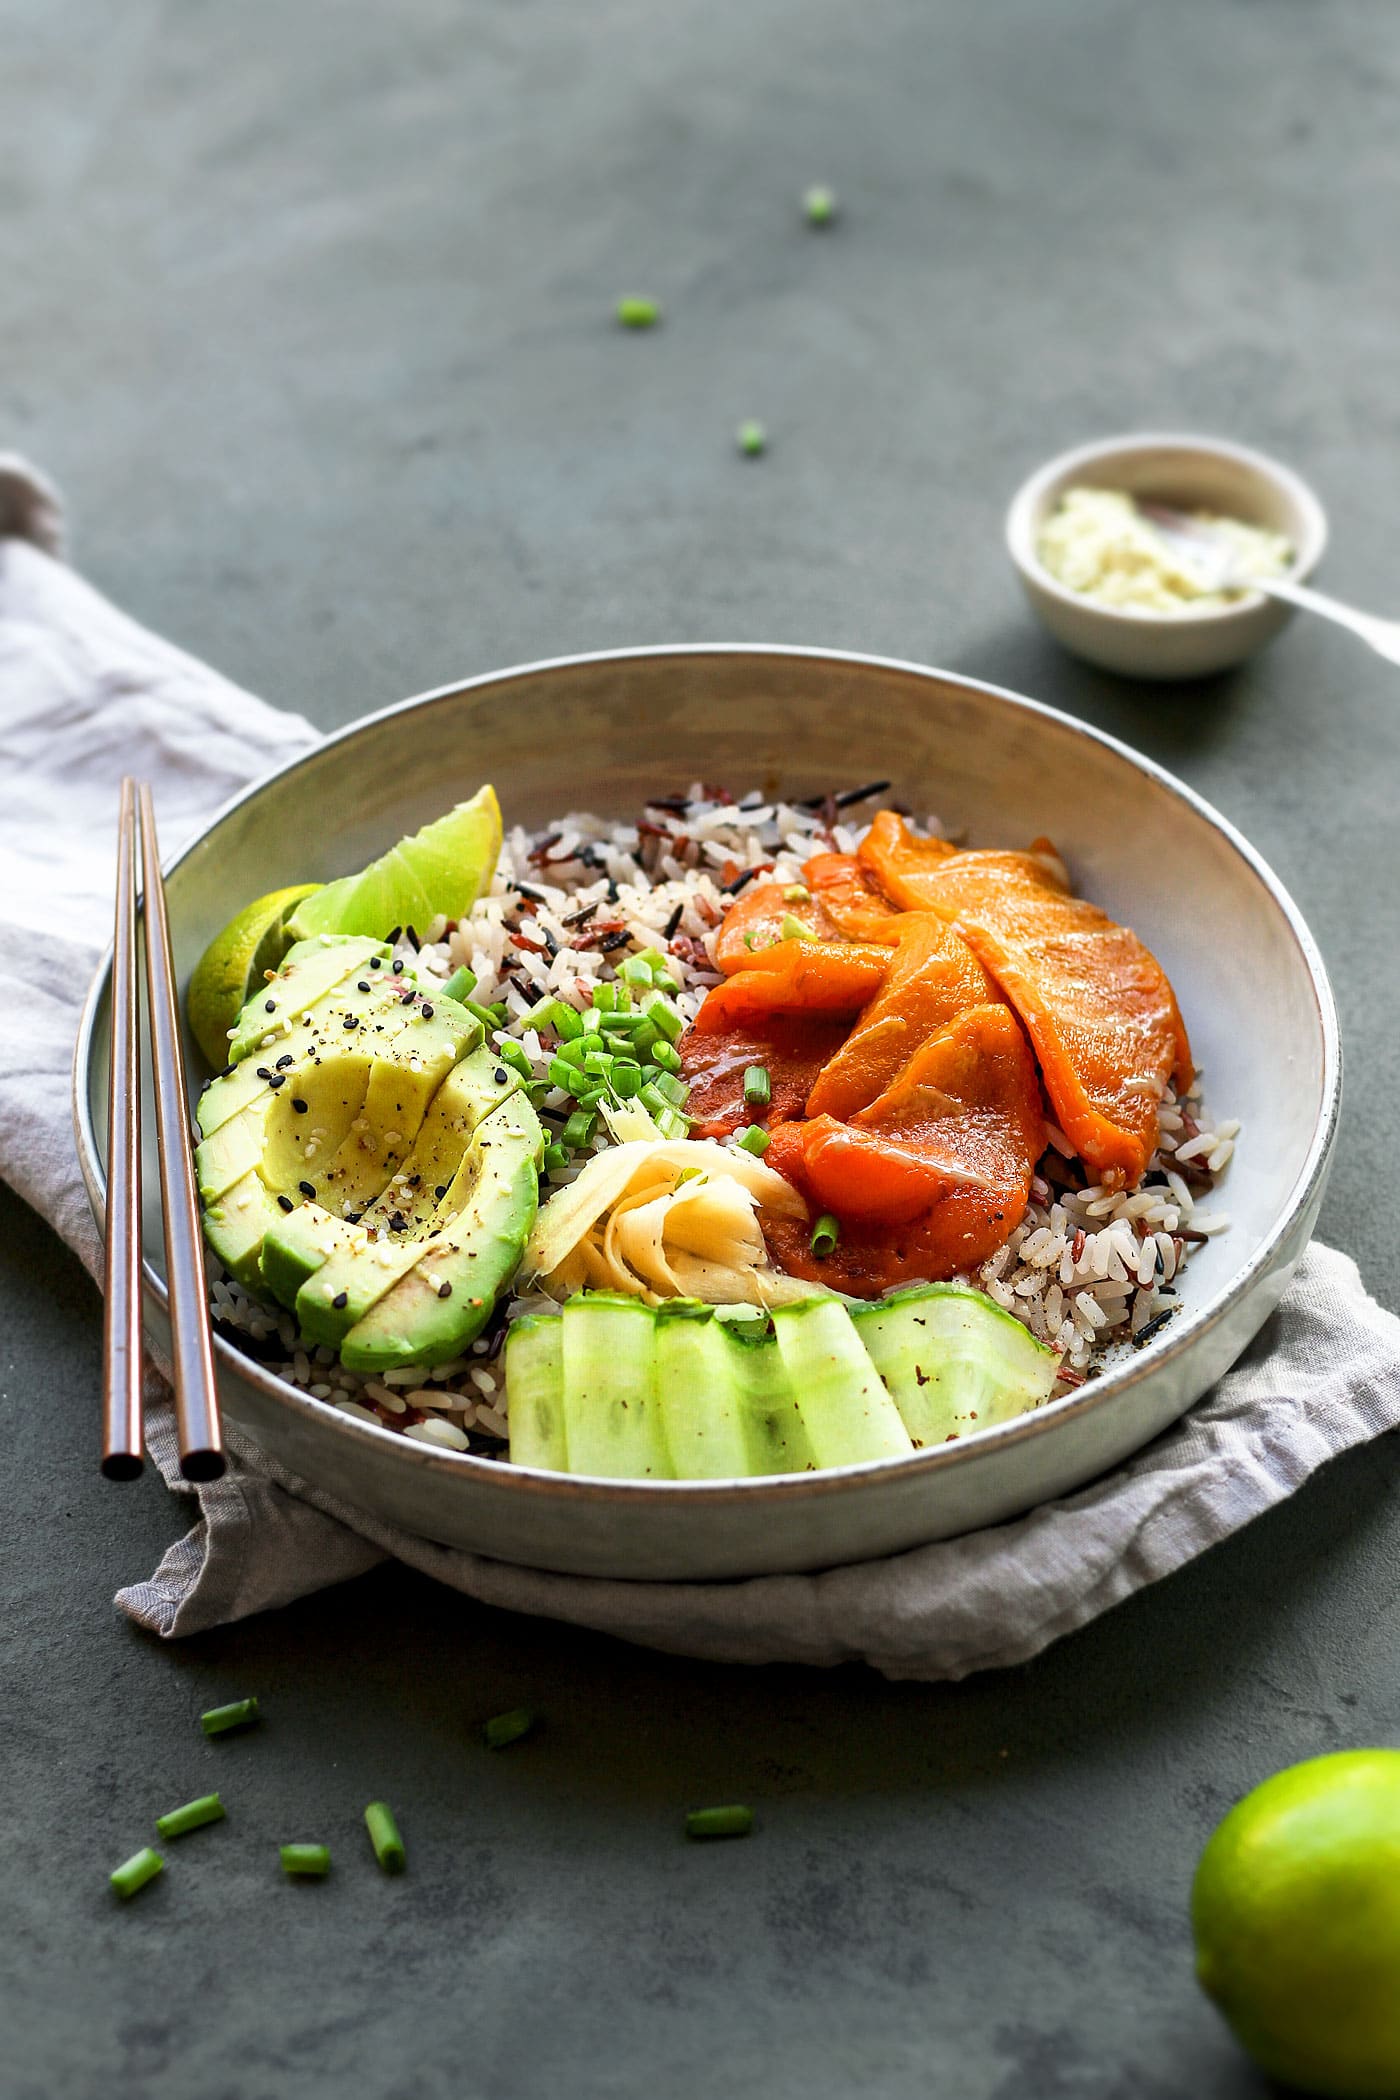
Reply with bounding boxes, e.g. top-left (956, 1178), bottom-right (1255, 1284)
top-left (5, 456), bottom-right (1396, 1682)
